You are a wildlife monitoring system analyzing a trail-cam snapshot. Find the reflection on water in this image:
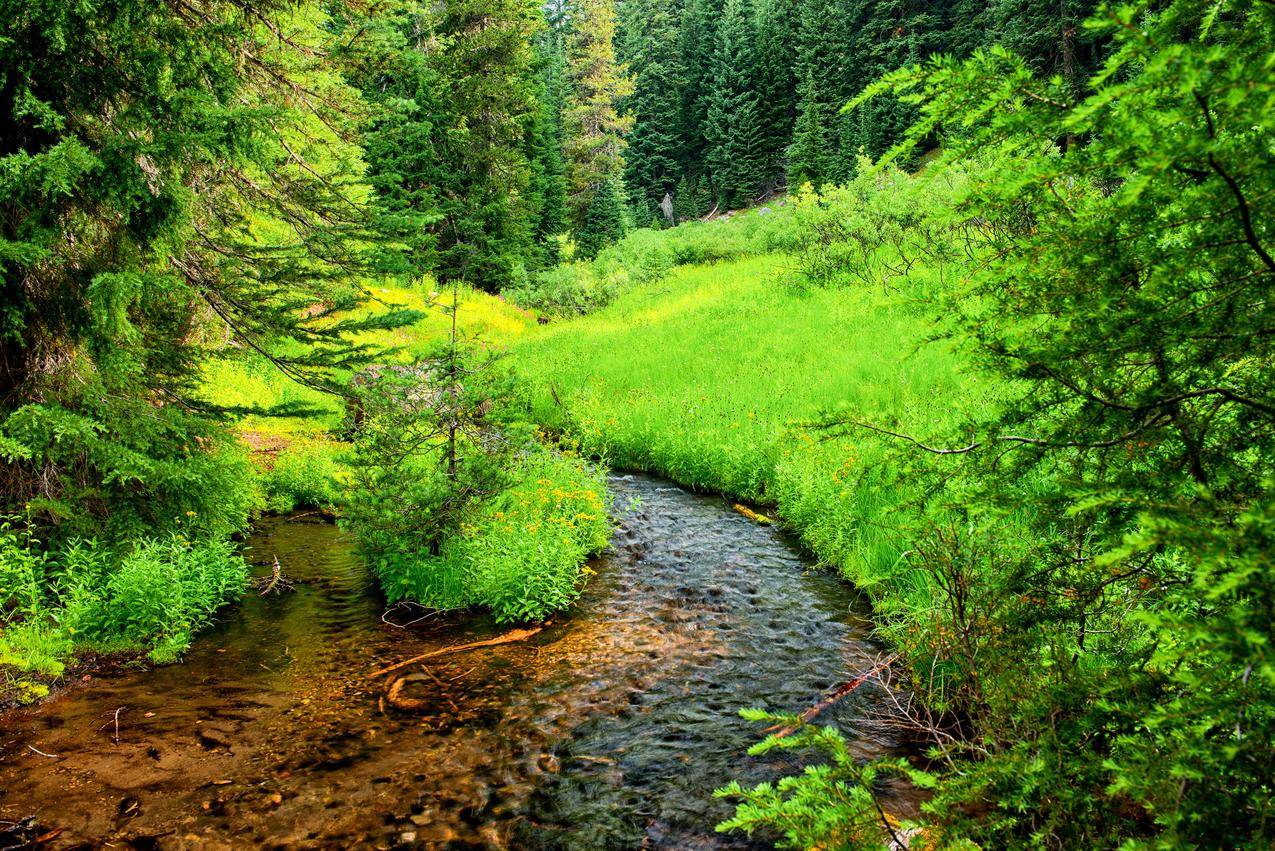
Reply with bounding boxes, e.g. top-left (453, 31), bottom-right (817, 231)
top-left (0, 475), bottom-right (915, 848)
